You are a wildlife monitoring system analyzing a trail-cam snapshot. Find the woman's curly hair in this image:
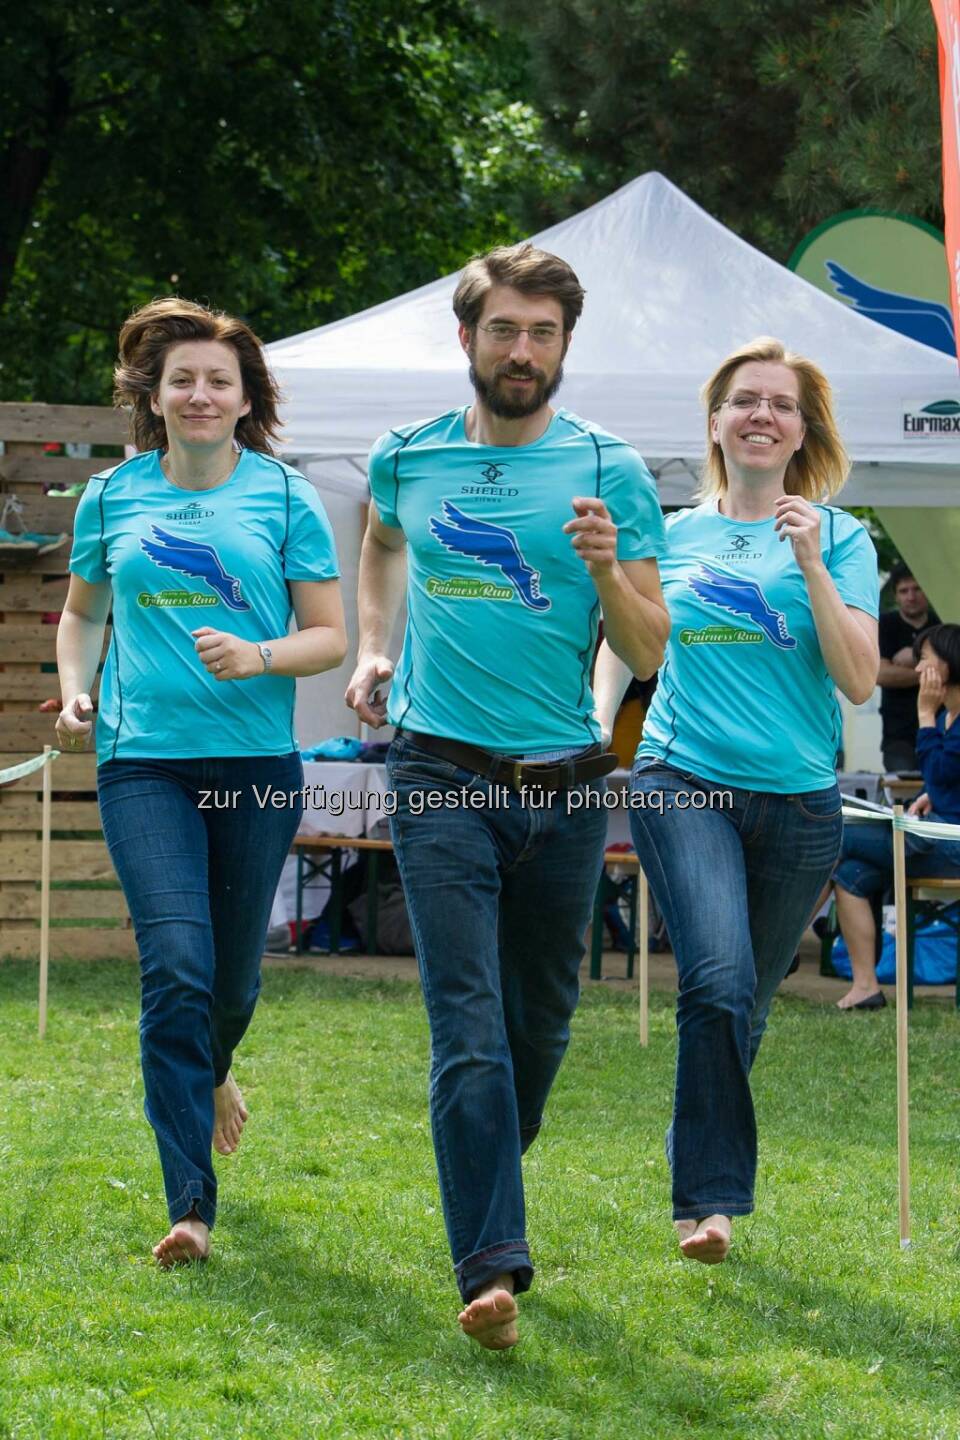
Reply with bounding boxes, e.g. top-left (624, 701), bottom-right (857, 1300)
top-left (114, 297), bottom-right (282, 454)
